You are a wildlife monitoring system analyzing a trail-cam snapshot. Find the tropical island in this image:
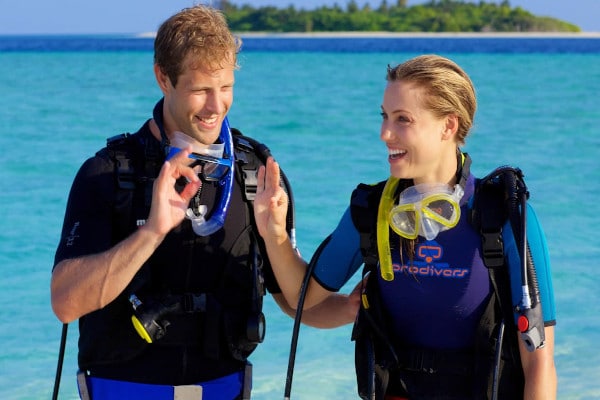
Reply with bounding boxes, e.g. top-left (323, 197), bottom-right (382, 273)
top-left (217, 0), bottom-right (580, 33)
